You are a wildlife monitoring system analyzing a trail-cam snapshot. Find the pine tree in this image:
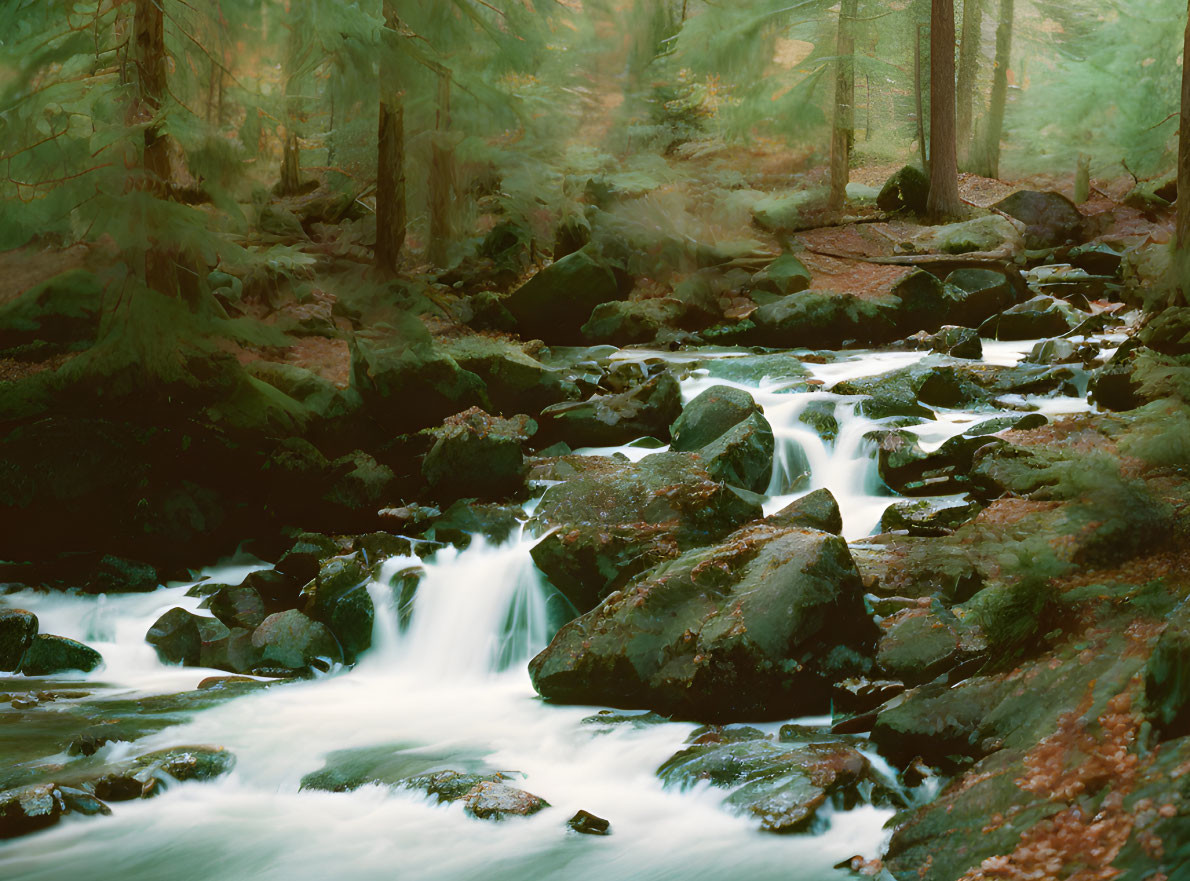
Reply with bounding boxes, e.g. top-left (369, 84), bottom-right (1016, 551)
top-left (976, 0), bottom-right (1013, 179)
top-left (376, 1), bottom-right (407, 274)
top-left (955, 0), bottom-right (983, 167)
top-left (927, 0), bottom-right (962, 220)
top-left (828, 0), bottom-right (859, 213)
